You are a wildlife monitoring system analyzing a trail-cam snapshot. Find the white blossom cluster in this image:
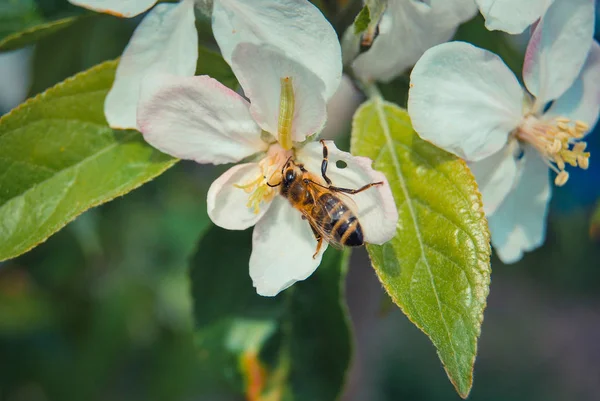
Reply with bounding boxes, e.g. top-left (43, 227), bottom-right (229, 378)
top-left (68, 0), bottom-right (599, 293)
